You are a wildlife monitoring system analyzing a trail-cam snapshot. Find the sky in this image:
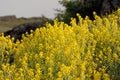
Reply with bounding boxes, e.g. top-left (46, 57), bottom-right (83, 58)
top-left (0, 0), bottom-right (64, 19)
